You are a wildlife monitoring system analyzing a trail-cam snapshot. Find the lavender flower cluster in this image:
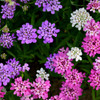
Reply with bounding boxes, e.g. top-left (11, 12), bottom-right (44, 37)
top-left (35, 0), bottom-right (62, 14)
top-left (0, 58), bottom-right (30, 86)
